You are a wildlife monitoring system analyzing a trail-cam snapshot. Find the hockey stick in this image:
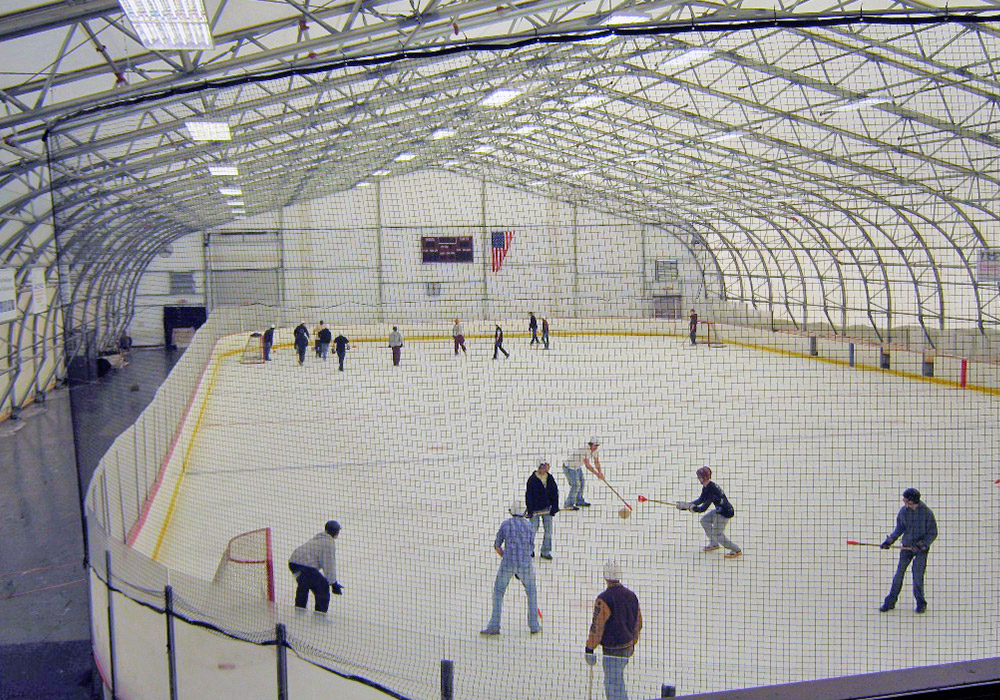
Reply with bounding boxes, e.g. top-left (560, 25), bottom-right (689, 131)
top-left (588, 661), bottom-right (594, 700)
top-left (636, 495), bottom-right (678, 507)
top-left (846, 540), bottom-right (906, 549)
top-left (600, 477), bottom-right (632, 510)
